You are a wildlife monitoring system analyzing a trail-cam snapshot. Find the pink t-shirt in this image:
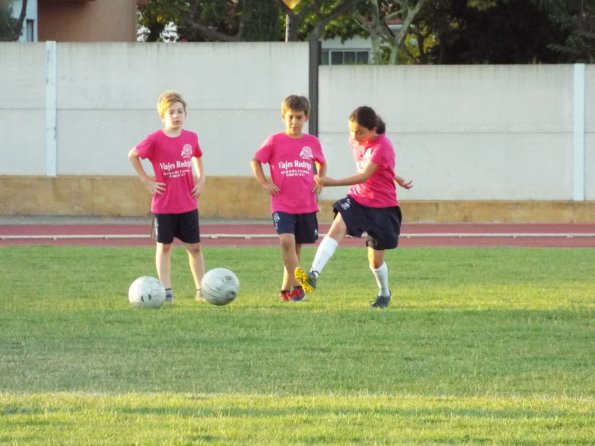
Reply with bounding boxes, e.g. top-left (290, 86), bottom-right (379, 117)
top-left (135, 129), bottom-right (203, 214)
top-left (254, 132), bottom-right (326, 214)
top-left (348, 133), bottom-right (399, 208)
